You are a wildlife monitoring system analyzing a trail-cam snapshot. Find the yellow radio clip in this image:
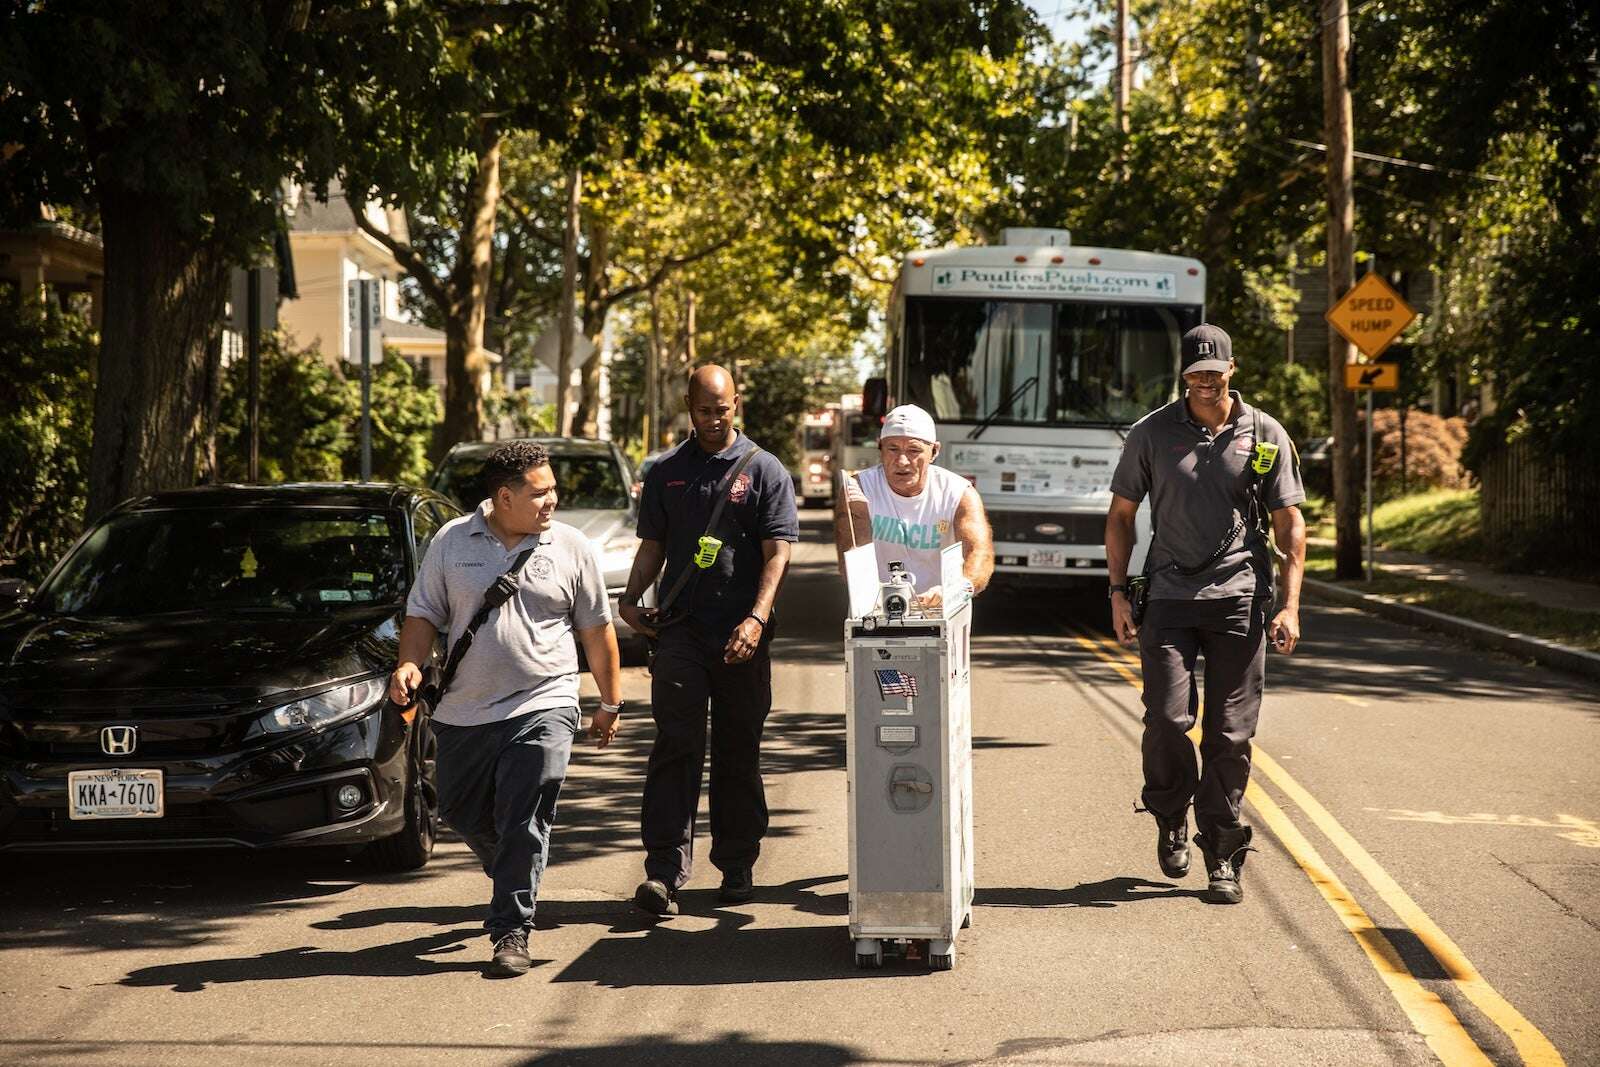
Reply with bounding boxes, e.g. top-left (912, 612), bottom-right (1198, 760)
top-left (694, 535), bottom-right (723, 569)
top-left (1251, 441), bottom-right (1279, 475)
